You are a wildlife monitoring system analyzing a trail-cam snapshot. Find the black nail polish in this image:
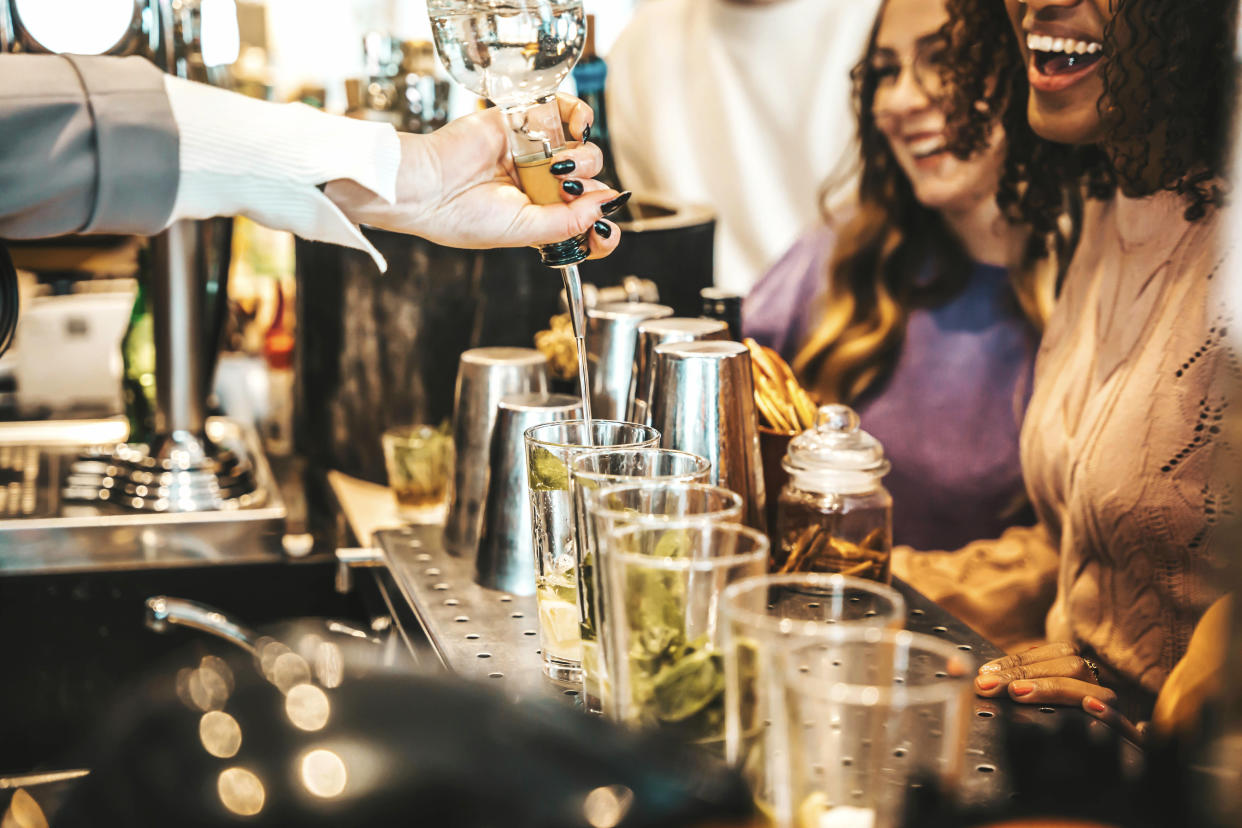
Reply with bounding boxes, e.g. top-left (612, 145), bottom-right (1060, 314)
top-left (600, 191), bottom-right (632, 216)
top-left (562, 179), bottom-right (584, 196)
top-left (550, 159), bottom-right (576, 175)
top-left (581, 124), bottom-right (592, 143)
top-left (593, 220), bottom-right (612, 239)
